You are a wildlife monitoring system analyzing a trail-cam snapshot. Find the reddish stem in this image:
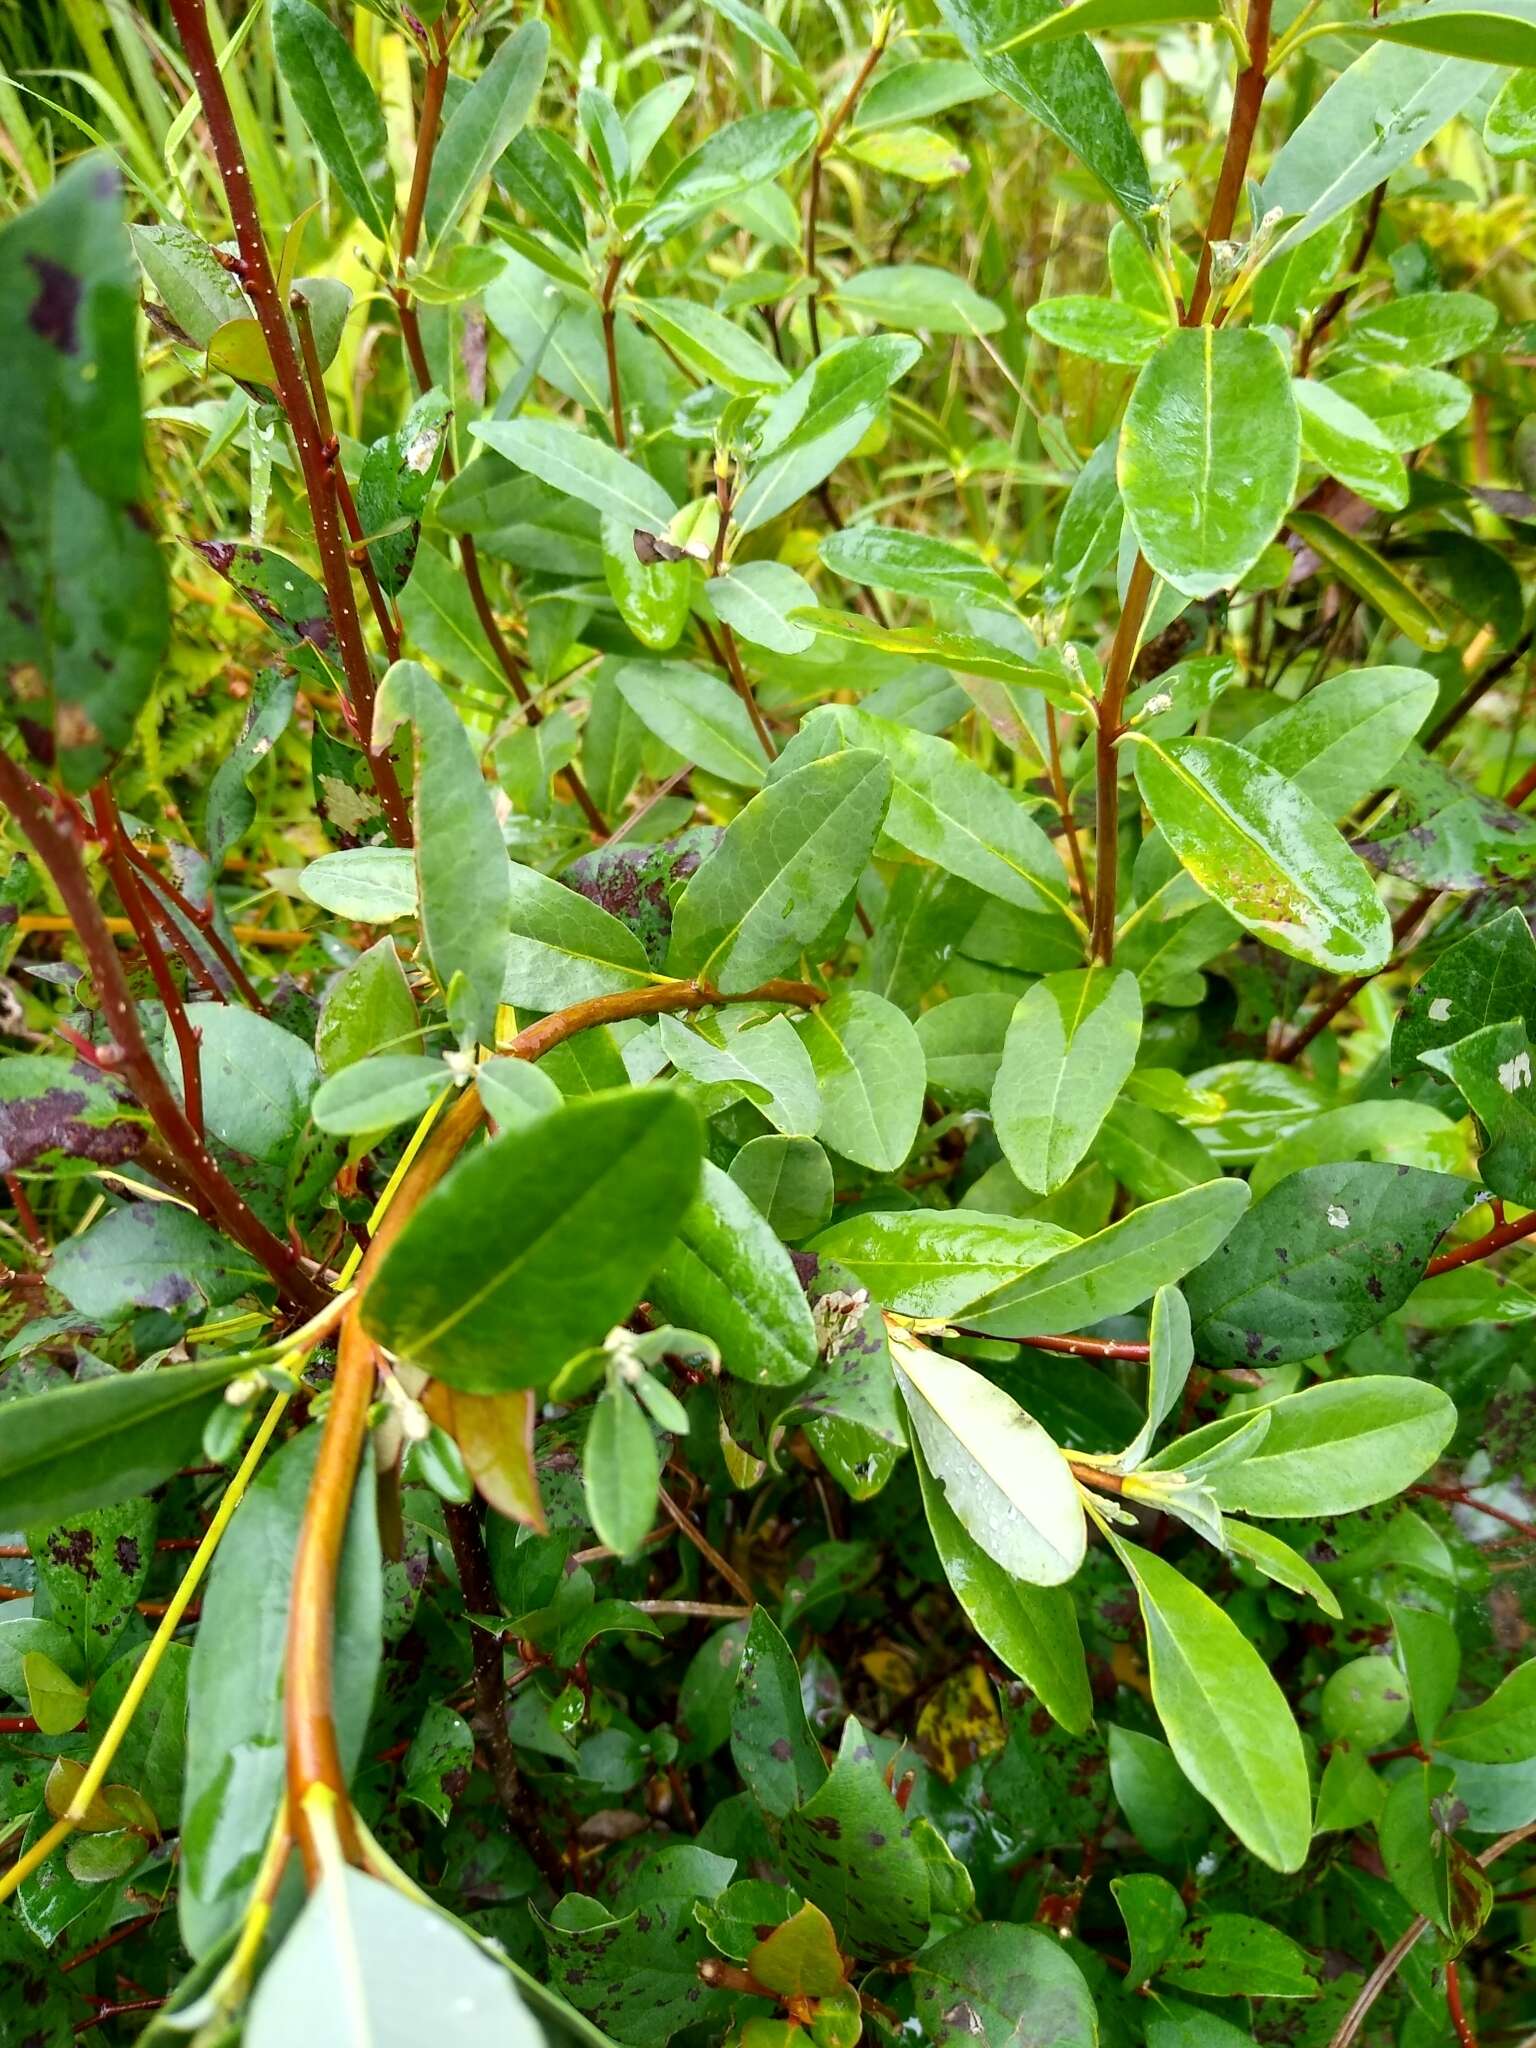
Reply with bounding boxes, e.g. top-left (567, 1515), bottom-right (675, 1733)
top-left (165, 0), bottom-right (411, 849)
top-left (0, 755), bottom-right (326, 1314)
